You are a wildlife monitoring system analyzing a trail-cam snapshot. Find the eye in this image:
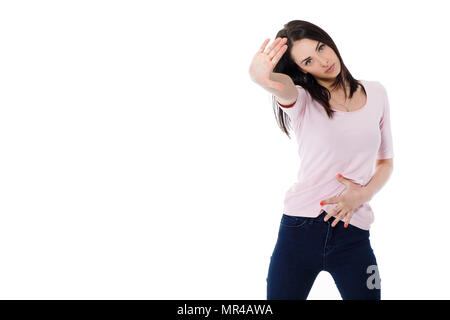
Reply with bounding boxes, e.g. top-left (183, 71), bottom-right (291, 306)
top-left (305, 44), bottom-right (325, 66)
